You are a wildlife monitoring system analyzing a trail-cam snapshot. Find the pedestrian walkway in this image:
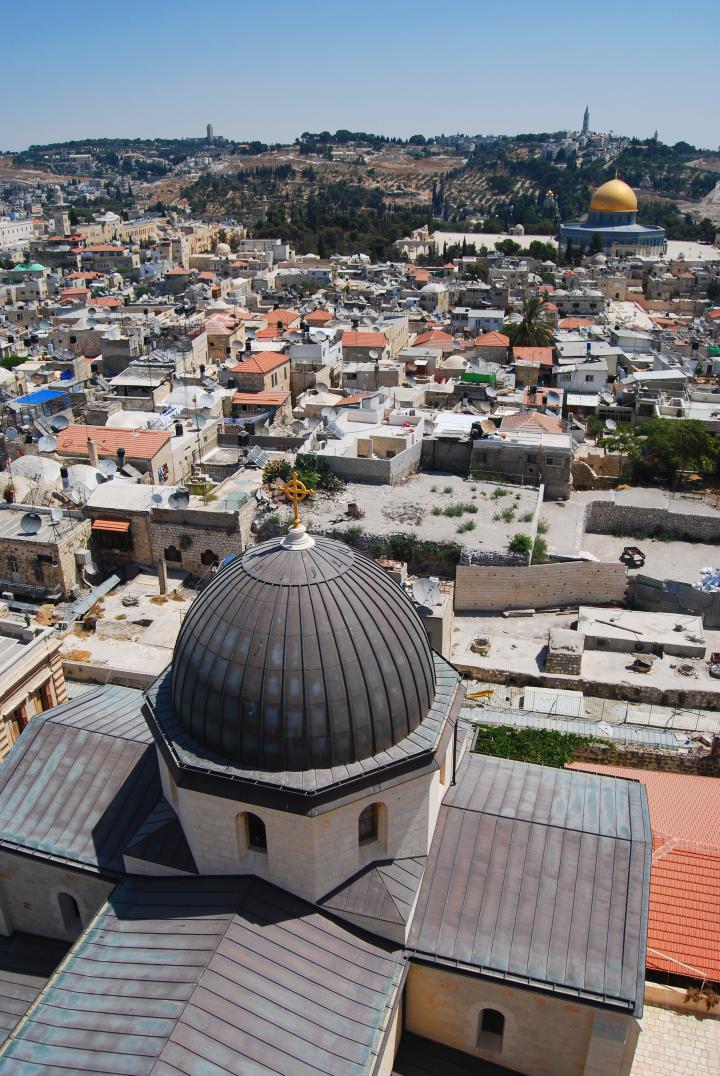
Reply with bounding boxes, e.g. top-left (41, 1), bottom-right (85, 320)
top-left (631, 1005), bottom-right (720, 1075)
